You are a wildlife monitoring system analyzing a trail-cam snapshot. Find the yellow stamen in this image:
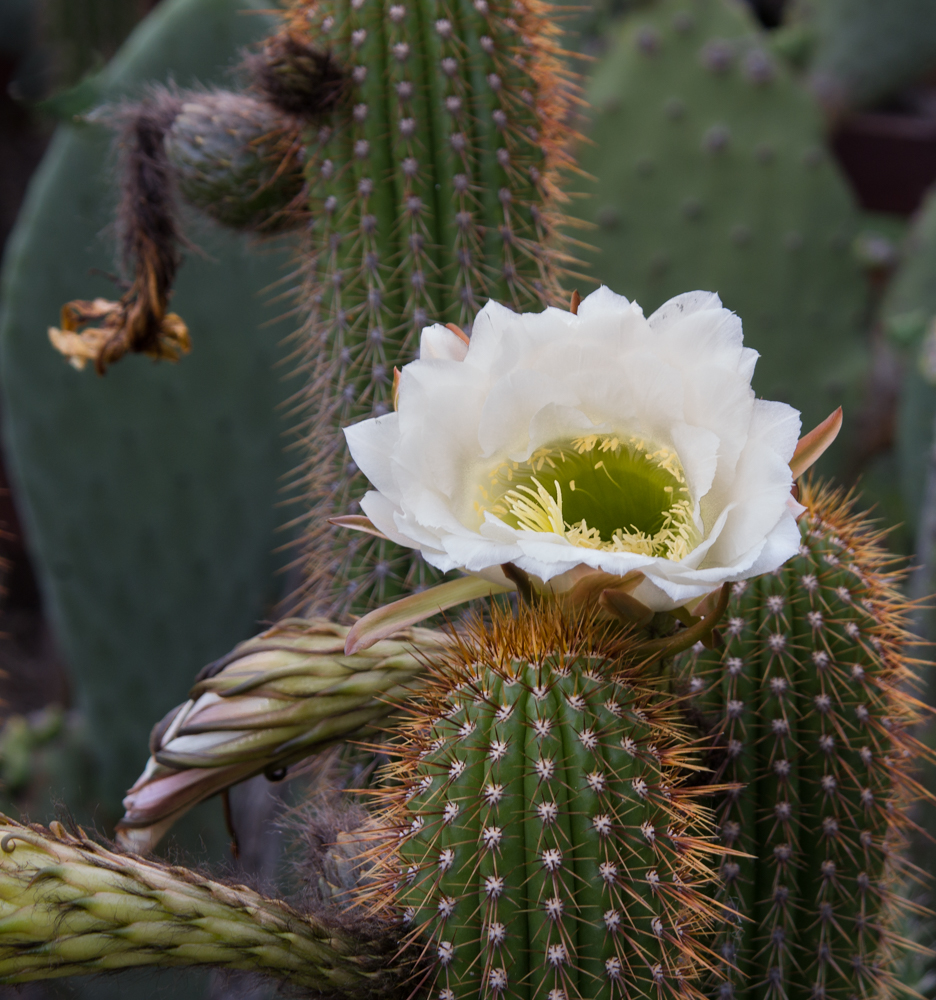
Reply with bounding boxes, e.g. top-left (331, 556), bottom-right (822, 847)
top-left (479, 433), bottom-right (700, 560)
